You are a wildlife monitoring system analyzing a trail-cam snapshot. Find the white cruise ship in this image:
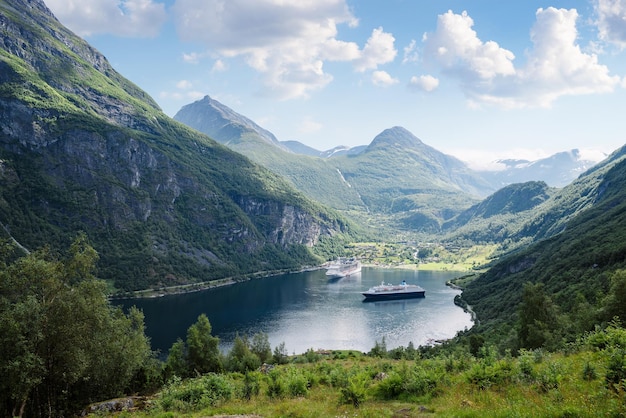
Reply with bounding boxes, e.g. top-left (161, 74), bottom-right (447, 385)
top-left (325, 257), bottom-right (361, 279)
